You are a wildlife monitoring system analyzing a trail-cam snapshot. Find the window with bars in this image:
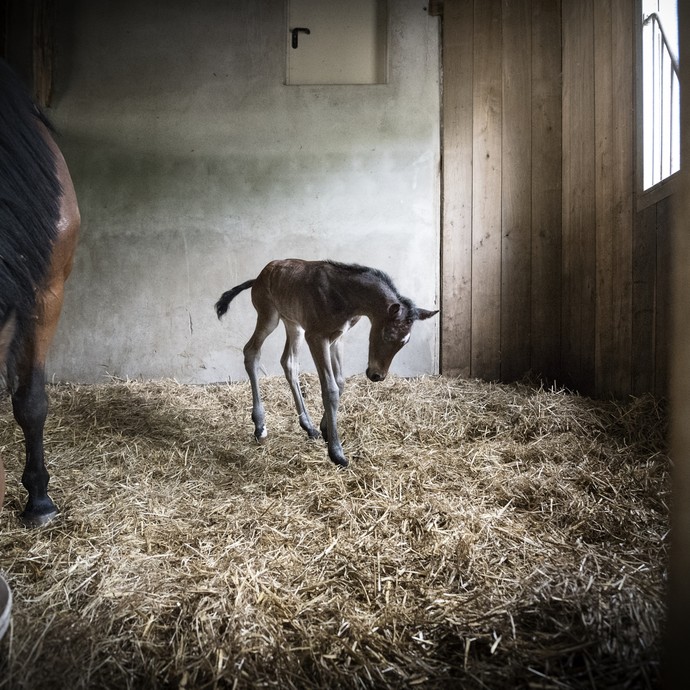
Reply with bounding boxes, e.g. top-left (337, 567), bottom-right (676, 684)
top-left (640, 0), bottom-right (680, 193)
